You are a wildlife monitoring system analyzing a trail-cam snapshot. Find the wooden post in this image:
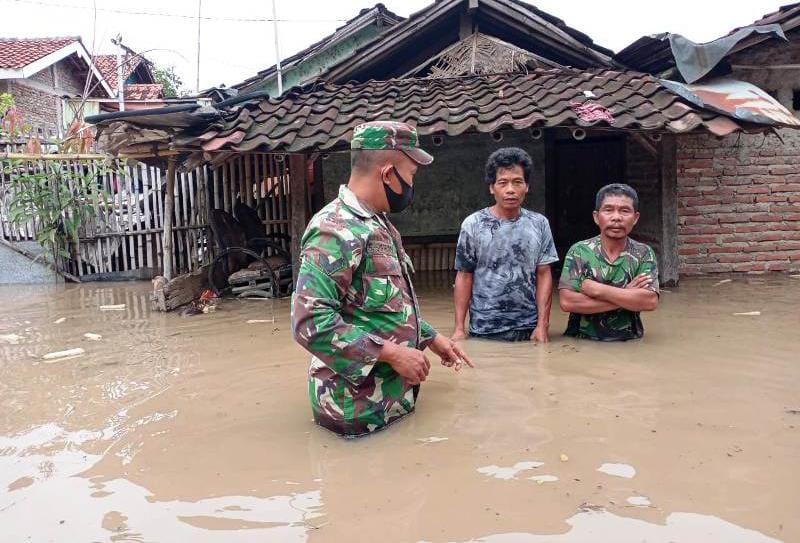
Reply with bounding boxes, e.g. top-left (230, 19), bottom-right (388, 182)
top-left (659, 135), bottom-right (679, 287)
top-left (163, 159), bottom-right (176, 280)
top-left (289, 154), bottom-right (308, 288)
